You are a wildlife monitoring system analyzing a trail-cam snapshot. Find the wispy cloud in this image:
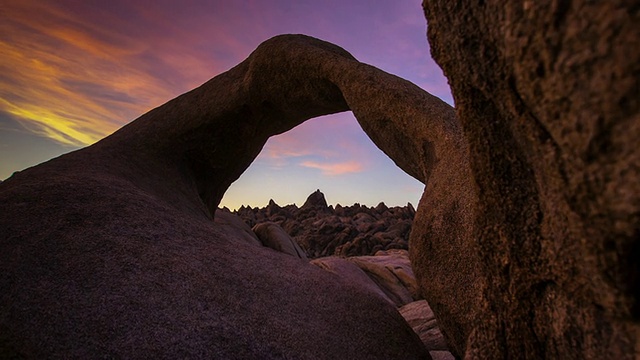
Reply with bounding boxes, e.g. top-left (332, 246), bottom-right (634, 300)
top-left (0, 1), bottom-right (246, 147)
top-left (0, 3), bottom-right (162, 145)
top-left (300, 160), bottom-right (364, 176)
top-left (253, 112), bottom-right (374, 175)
